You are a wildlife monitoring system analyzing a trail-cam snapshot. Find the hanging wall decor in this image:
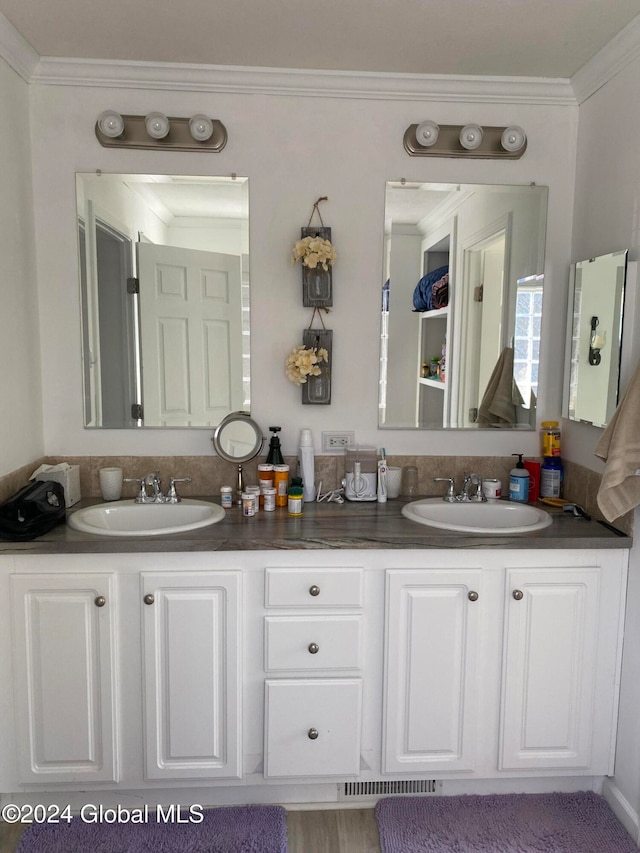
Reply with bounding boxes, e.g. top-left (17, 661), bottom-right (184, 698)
top-left (292, 196), bottom-right (336, 308)
top-left (287, 197), bottom-right (335, 404)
